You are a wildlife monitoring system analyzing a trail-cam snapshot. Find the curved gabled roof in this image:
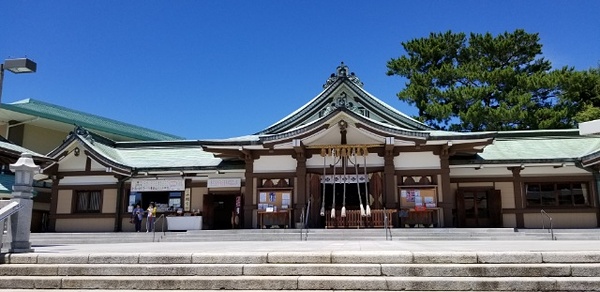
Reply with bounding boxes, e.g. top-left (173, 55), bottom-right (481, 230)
top-left (1, 98), bottom-right (184, 141)
top-left (46, 127), bottom-right (221, 174)
top-left (255, 63), bottom-right (431, 135)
